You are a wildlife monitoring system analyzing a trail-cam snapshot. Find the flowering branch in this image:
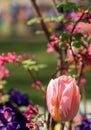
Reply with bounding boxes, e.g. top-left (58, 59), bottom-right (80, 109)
top-left (69, 11), bottom-right (84, 60)
top-left (30, 0), bottom-right (51, 41)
